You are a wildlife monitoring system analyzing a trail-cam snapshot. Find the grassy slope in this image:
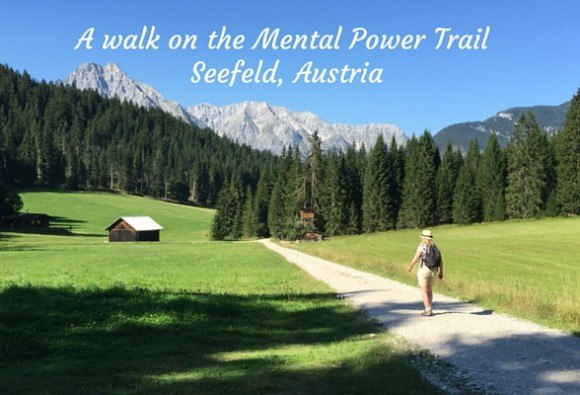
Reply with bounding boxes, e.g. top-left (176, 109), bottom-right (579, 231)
top-left (20, 190), bottom-right (215, 242)
top-left (290, 219), bottom-right (580, 333)
top-left (0, 191), bottom-right (438, 394)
